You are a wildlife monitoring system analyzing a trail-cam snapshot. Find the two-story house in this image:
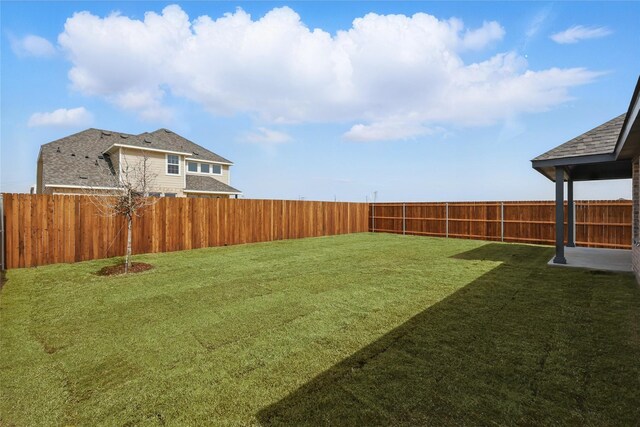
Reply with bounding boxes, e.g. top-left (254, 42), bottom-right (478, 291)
top-left (35, 128), bottom-right (241, 198)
